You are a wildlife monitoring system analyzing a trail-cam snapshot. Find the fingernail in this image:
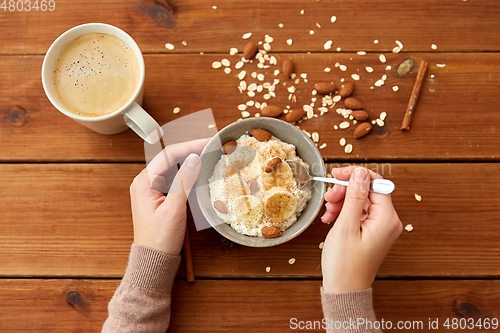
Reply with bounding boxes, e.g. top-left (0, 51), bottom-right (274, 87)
top-left (354, 167), bottom-right (368, 182)
top-left (186, 153), bottom-right (200, 168)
